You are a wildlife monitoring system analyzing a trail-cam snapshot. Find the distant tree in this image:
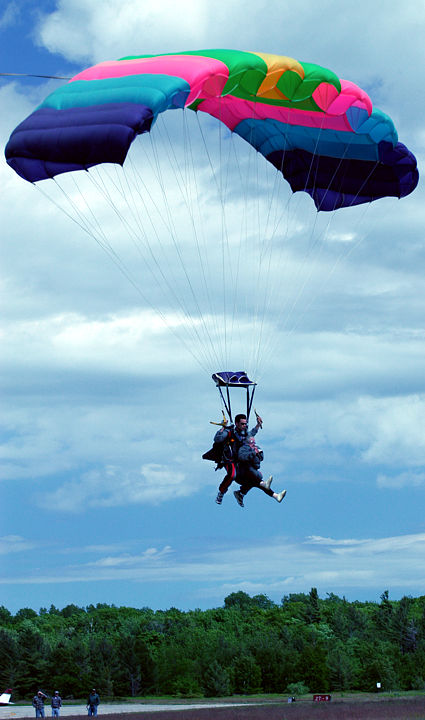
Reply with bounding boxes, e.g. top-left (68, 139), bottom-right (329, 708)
top-left (393, 597), bottom-right (417, 654)
top-left (15, 620), bottom-right (49, 696)
top-left (0, 628), bottom-right (19, 690)
top-left (251, 594), bottom-right (275, 610)
top-left (286, 681), bottom-right (309, 696)
top-left (376, 590), bottom-right (393, 637)
top-left (0, 606), bottom-right (12, 624)
top-left (61, 604), bottom-right (84, 619)
top-left (15, 608), bottom-right (38, 621)
top-left (224, 592), bottom-right (253, 610)
top-left (296, 642), bottom-right (329, 692)
top-left (327, 639), bottom-right (358, 691)
top-left (231, 653), bottom-right (262, 694)
top-left (202, 660), bottom-right (232, 697)
top-left (306, 588), bottom-right (321, 624)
